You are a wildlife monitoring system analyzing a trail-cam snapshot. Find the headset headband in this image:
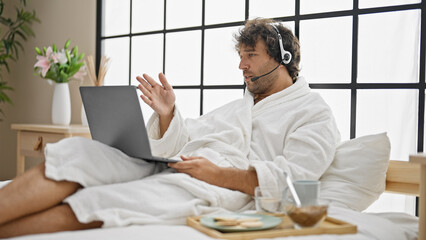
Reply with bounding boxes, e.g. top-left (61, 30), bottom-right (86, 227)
top-left (270, 24), bottom-right (292, 65)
